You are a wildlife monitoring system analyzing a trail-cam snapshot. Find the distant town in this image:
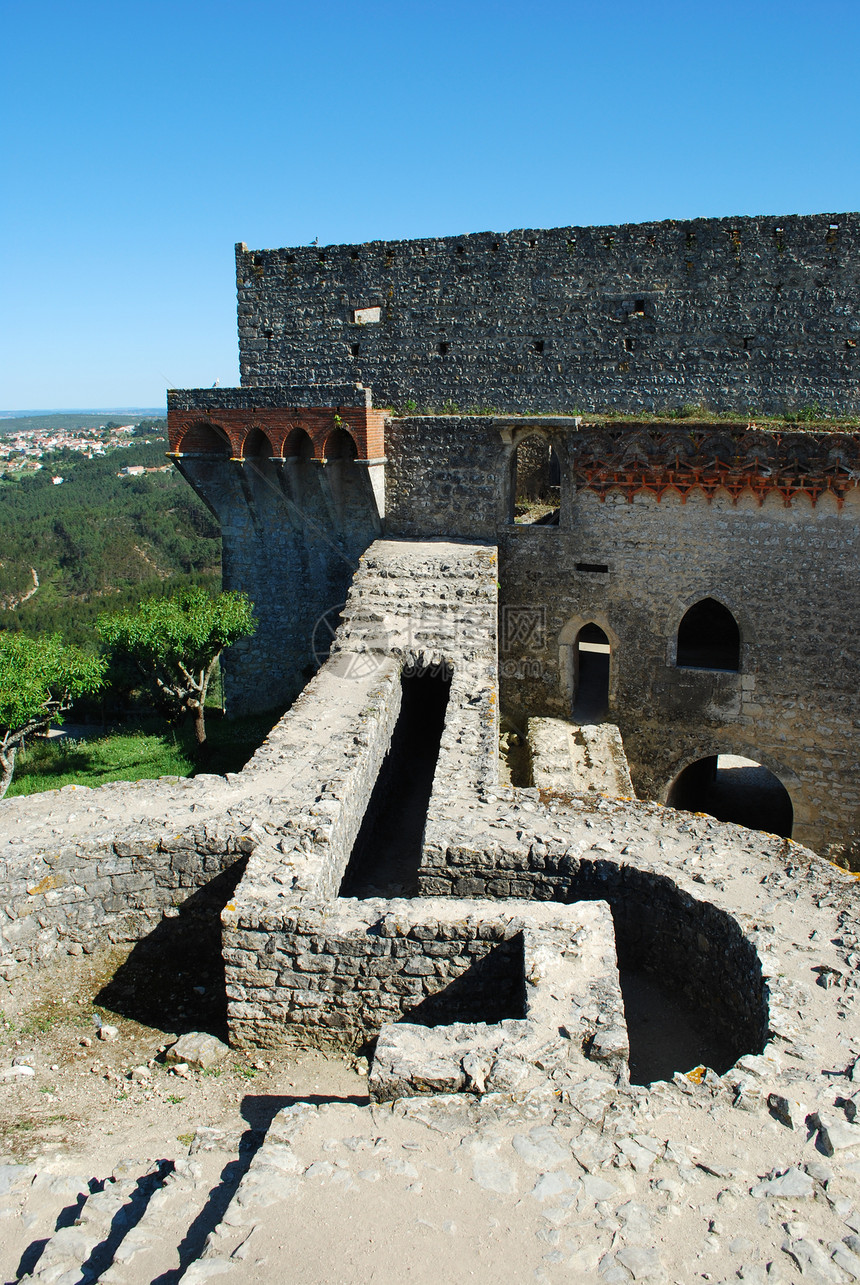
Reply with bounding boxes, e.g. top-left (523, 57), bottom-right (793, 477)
top-left (0, 416), bottom-right (166, 479)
